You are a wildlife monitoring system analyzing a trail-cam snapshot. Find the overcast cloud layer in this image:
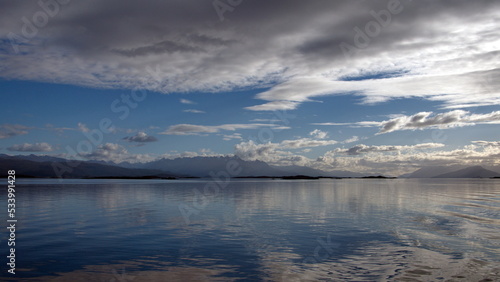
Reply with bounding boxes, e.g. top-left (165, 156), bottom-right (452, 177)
top-left (1, 0), bottom-right (499, 111)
